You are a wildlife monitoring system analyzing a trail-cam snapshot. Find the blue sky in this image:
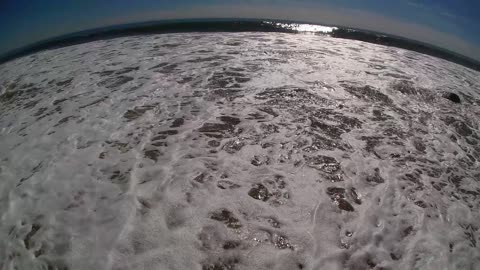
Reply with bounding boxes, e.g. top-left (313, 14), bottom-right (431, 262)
top-left (1, 0), bottom-right (479, 60)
